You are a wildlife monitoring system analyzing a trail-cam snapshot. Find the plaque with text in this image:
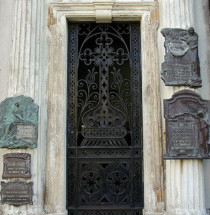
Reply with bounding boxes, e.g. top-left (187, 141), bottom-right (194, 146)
top-left (15, 124), bottom-right (36, 140)
top-left (0, 95), bottom-right (38, 149)
top-left (164, 90), bottom-right (210, 159)
top-left (3, 153), bottom-right (31, 179)
top-left (161, 27), bottom-right (202, 87)
top-left (1, 180), bottom-right (33, 206)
